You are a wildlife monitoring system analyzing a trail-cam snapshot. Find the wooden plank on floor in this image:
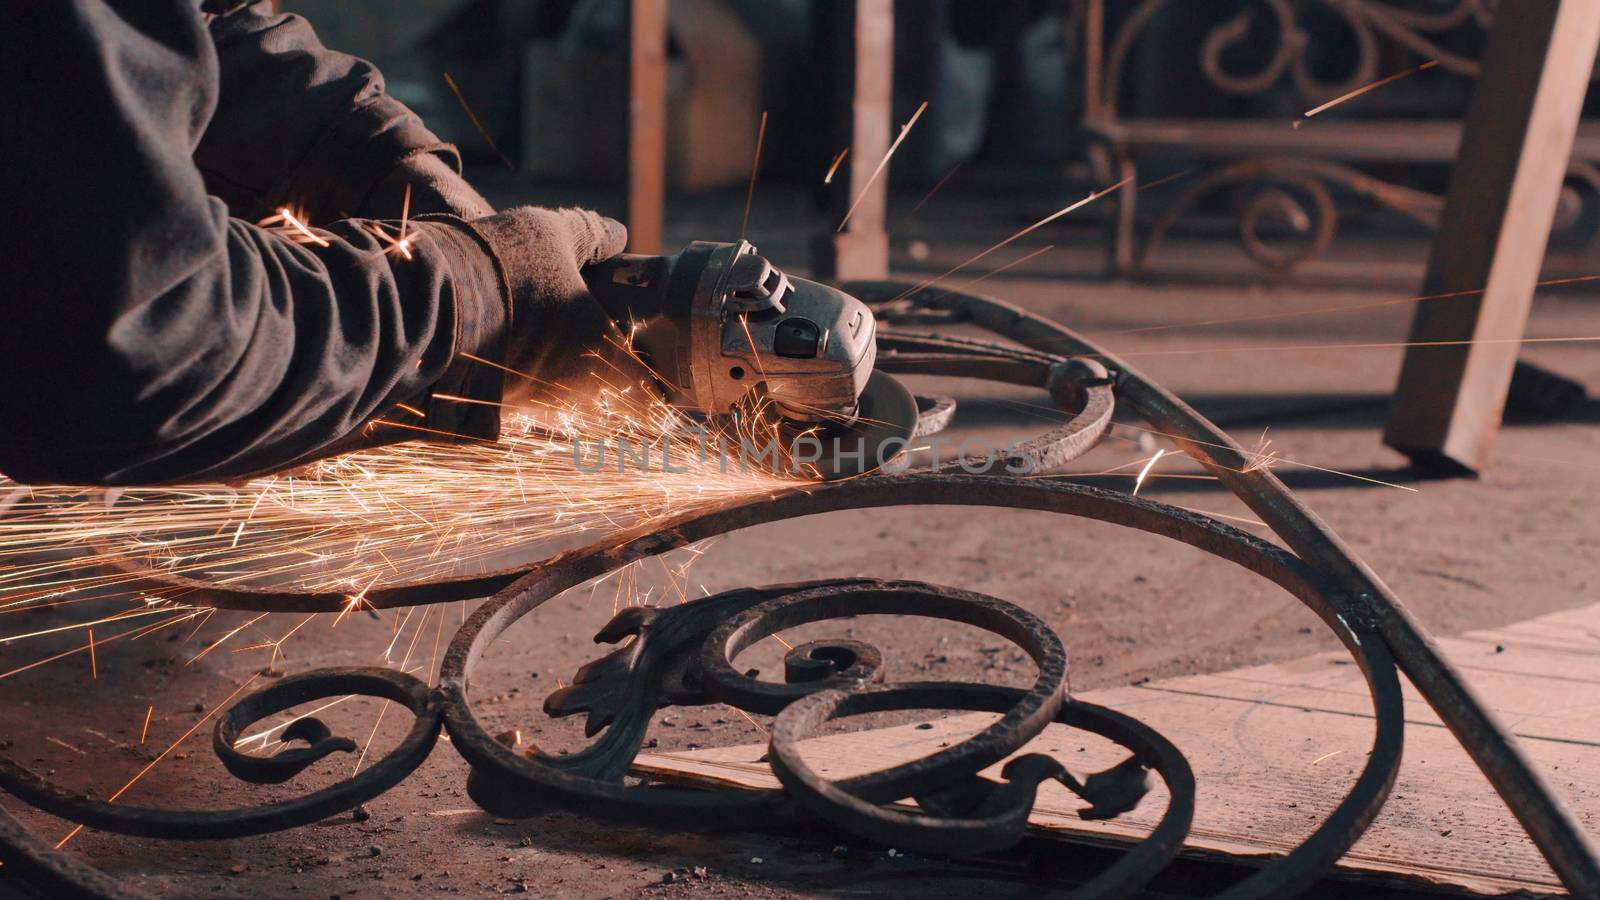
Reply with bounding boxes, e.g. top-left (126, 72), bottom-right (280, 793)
top-left (635, 603), bottom-right (1600, 896)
